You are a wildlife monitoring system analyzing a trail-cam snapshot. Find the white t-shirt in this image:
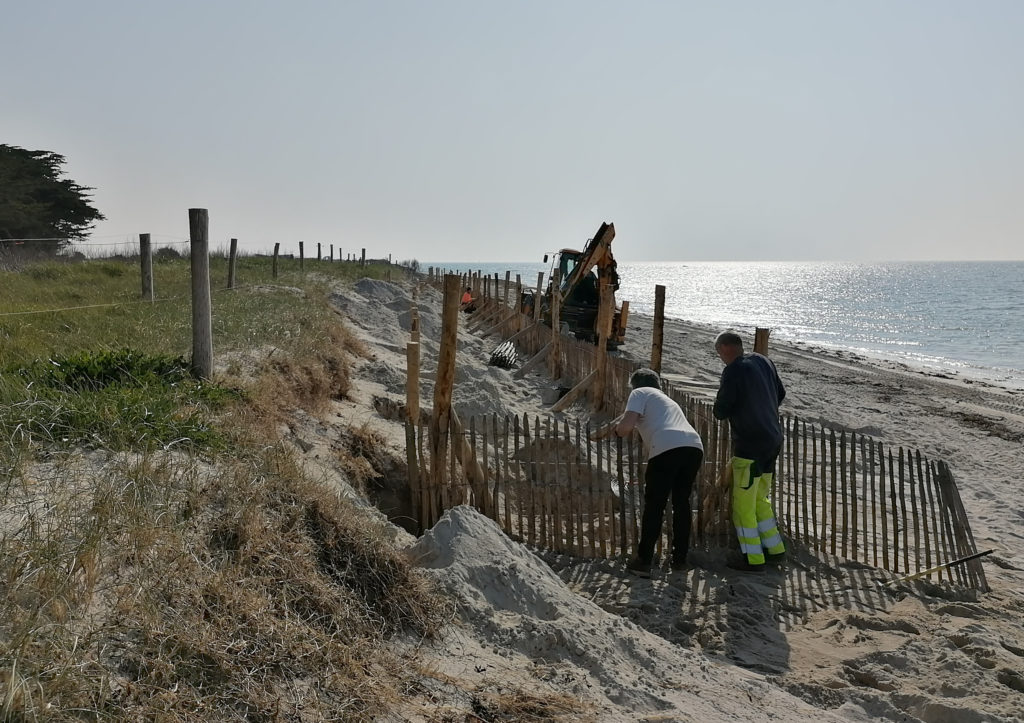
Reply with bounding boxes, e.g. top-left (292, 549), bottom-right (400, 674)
top-left (624, 386), bottom-right (704, 459)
